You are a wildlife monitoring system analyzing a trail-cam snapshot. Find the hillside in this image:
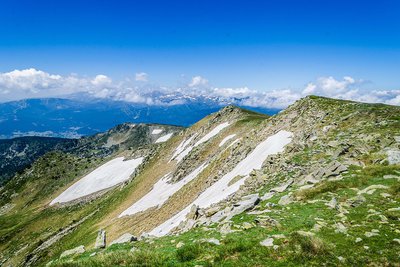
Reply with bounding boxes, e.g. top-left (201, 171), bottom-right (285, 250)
top-left (0, 96), bottom-right (399, 266)
top-left (0, 137), bottom-right (76, 185)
